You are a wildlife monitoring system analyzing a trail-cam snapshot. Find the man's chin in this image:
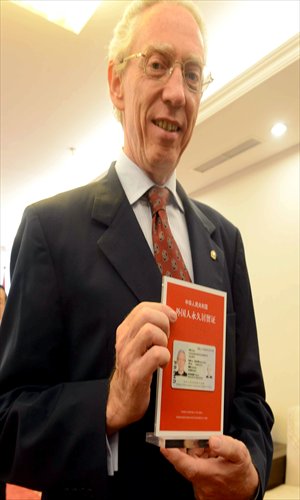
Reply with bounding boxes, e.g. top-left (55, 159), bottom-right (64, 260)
top-left (147, 162), bottom-right (178, 184)
top-left (149, 152), bottom-right (180, 173)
